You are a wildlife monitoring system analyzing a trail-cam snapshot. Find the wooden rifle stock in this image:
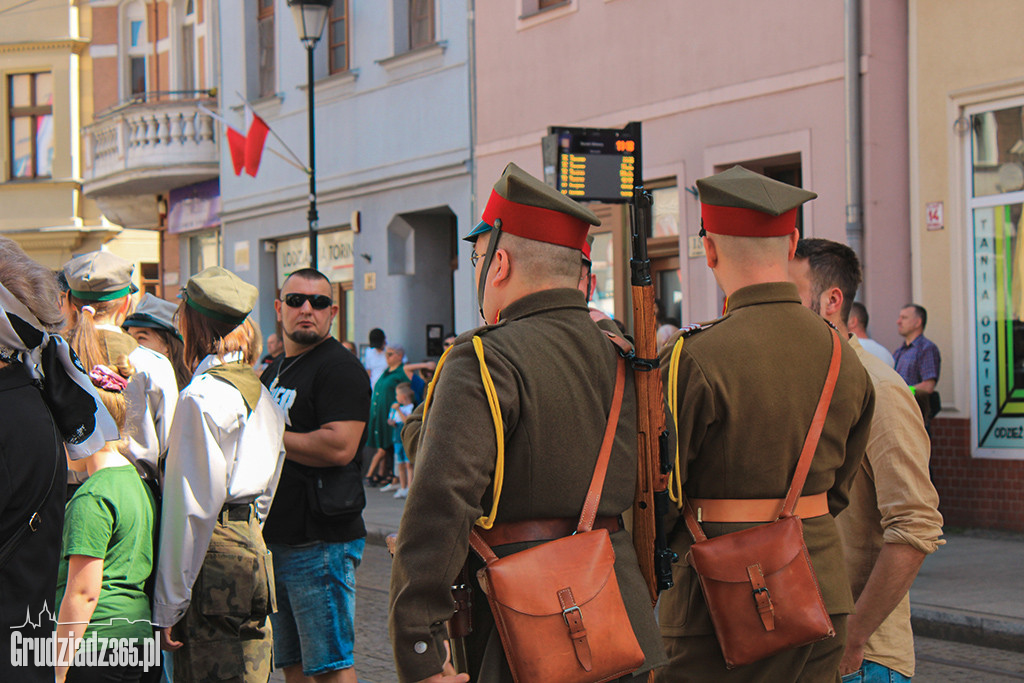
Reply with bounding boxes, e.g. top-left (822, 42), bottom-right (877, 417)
top-left (628, 187), bottom-right (675, 606)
